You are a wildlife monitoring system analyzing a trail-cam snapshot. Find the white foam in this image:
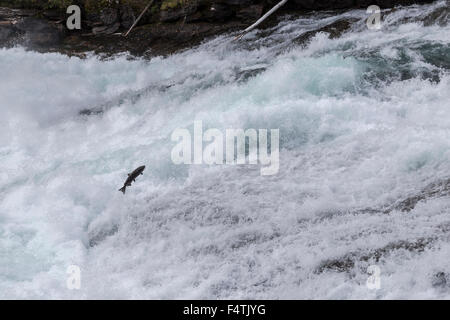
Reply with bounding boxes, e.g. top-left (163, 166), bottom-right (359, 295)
top-left (0, 1), bottom-right (449, 299)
